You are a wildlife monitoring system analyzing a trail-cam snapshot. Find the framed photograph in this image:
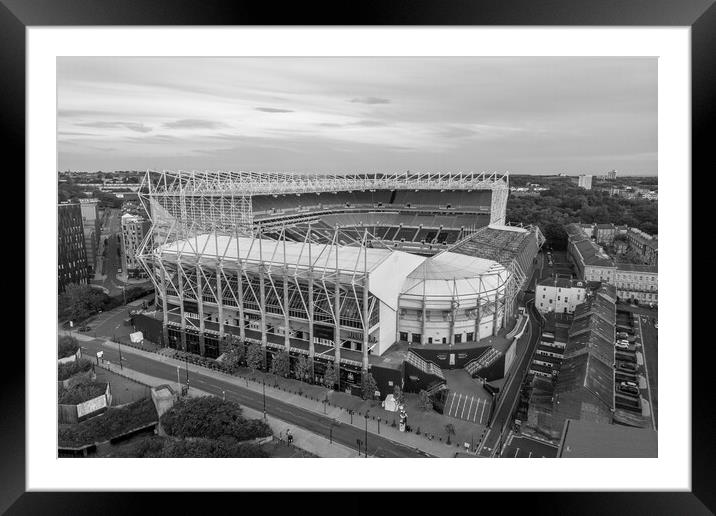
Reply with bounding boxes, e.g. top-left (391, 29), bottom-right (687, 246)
top-left (9, 0), bottom-right (710, 512)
